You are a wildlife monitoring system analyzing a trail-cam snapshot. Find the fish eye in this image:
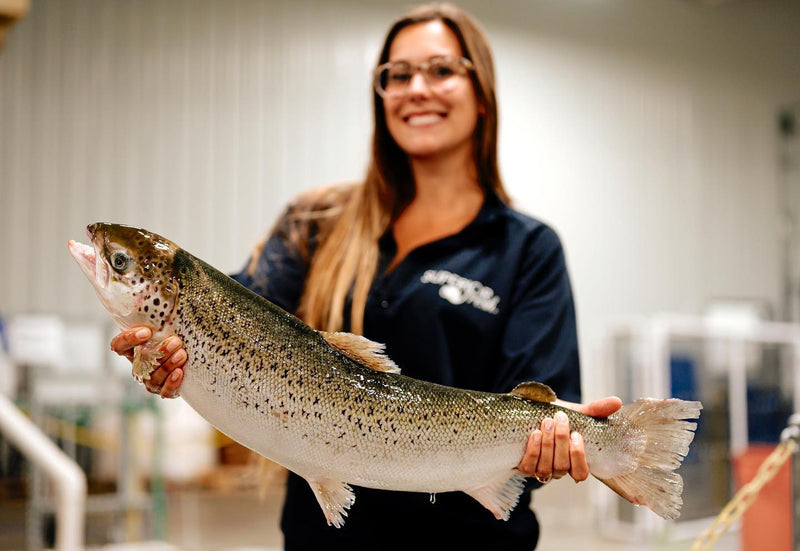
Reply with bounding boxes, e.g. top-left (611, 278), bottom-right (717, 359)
top-left (110, 251), bottom-right (131, 273)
